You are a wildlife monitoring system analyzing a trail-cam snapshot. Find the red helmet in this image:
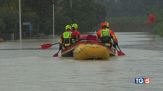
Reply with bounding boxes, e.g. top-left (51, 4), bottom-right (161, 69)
top-left (101, 22), bottom-right (109, 28)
